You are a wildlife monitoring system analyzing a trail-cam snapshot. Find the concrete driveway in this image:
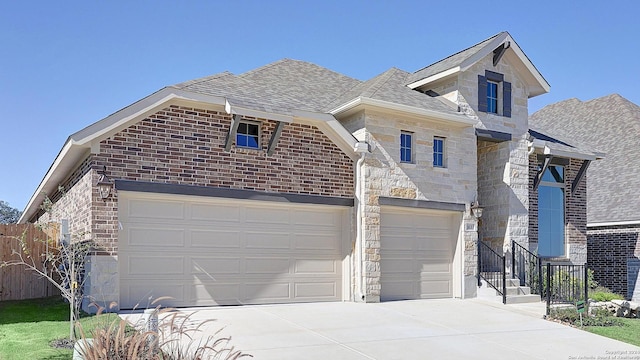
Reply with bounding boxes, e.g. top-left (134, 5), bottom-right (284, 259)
top-left (122, 299), bottom-right (640, 359)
